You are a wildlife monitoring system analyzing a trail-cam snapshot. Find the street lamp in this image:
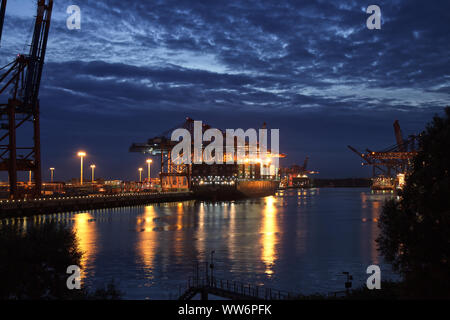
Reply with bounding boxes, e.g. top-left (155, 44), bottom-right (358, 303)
top-left (146, 159), bottom-right (152, 181)
top-left (90, 164), bottom-right (96, 183)
top-left (28, 170), bottom-right (32, 185)
top-left (50, 167), bottom-right (55, 183)
top-left (77, 151), bottom-right (86, 185)
top-left (138, 167), bottom-right (143, 182)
